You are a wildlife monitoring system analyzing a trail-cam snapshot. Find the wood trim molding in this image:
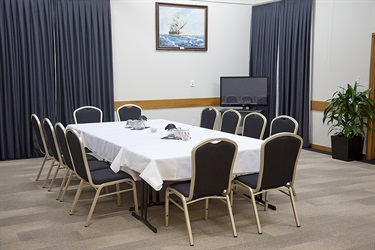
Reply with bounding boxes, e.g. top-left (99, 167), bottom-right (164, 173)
top-left (310, 143), bottom-right (331, 153)
top-left (311, 100), bottom-right (328, 112)
top-left (114, 97), bottom-right (220, 110)
top-left (115, 98), bottom-right (327, 111)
